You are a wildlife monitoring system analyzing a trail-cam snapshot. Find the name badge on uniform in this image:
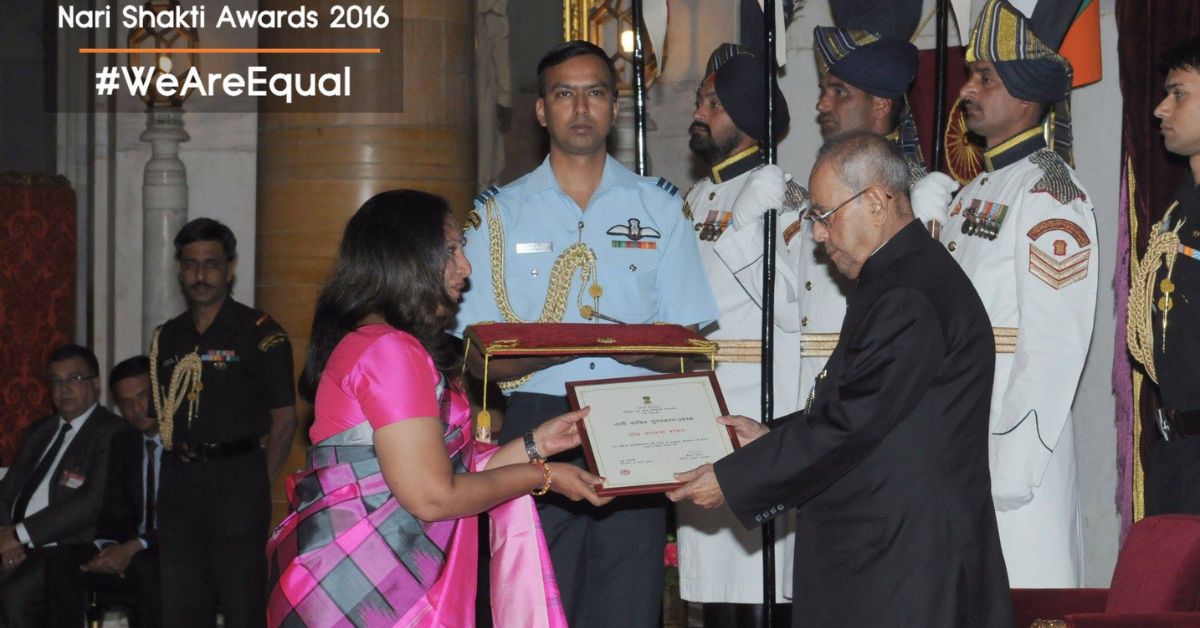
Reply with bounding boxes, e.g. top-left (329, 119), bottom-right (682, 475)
top-left (59, 470), bottom-right (85, 489)
top-left (515, 242), bottom-right (553, 254)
